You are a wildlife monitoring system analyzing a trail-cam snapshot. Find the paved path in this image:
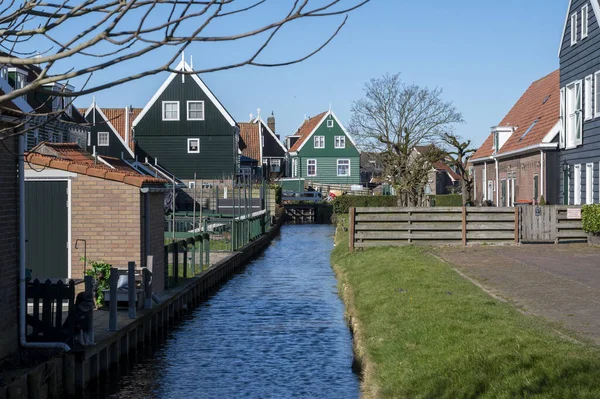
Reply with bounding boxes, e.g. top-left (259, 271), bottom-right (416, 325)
top-left (434, 244), bottom-right (600, 344)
